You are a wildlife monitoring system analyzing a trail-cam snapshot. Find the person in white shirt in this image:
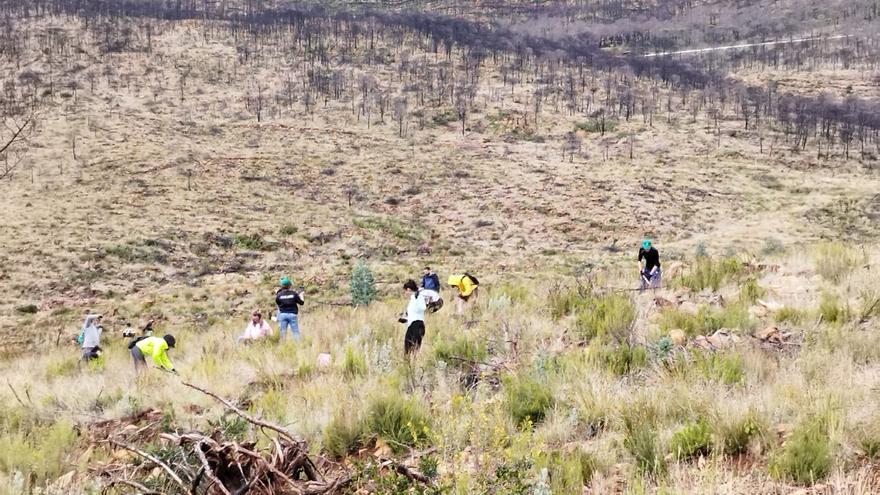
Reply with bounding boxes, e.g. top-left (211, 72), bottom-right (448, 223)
top-left (400, 280), bottom-right (427, 355)
top-left (80, 314), bottom-right (103, 361)
top-left (238, 311), bottom-right (272, 344)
